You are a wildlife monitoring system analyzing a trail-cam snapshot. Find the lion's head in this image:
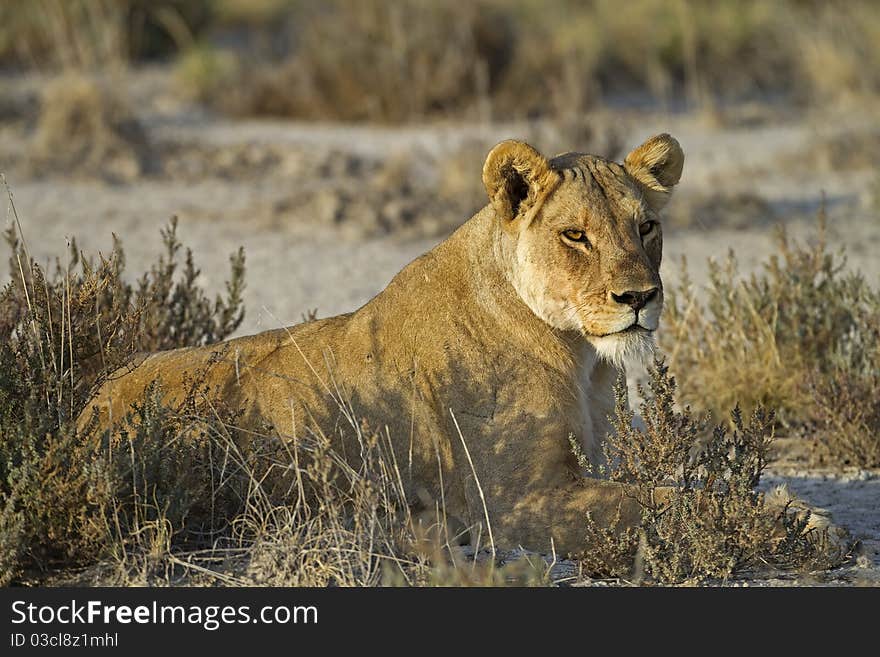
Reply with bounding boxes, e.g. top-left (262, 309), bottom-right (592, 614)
top-left (482, 134), bottom-right (684, 366)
